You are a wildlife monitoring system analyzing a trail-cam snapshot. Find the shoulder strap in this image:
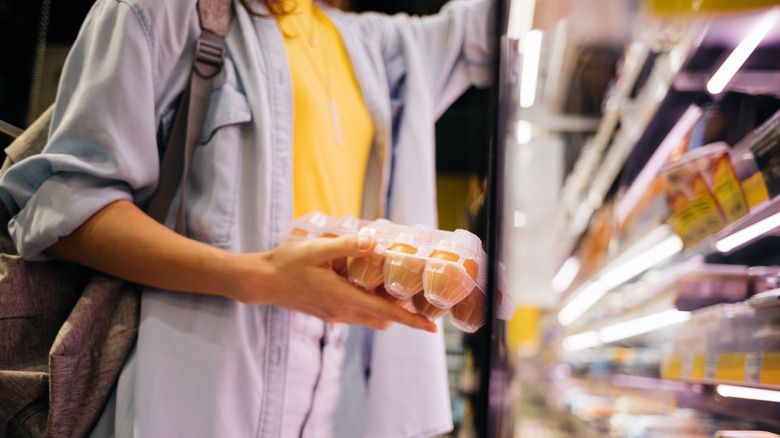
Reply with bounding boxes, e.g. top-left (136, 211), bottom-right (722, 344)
top-left (0, 104), bottom-right (54, 174)
top-left (199, 0), bottom-right (233, 38)
top-left (146, 0), bottom-right (233, 234)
